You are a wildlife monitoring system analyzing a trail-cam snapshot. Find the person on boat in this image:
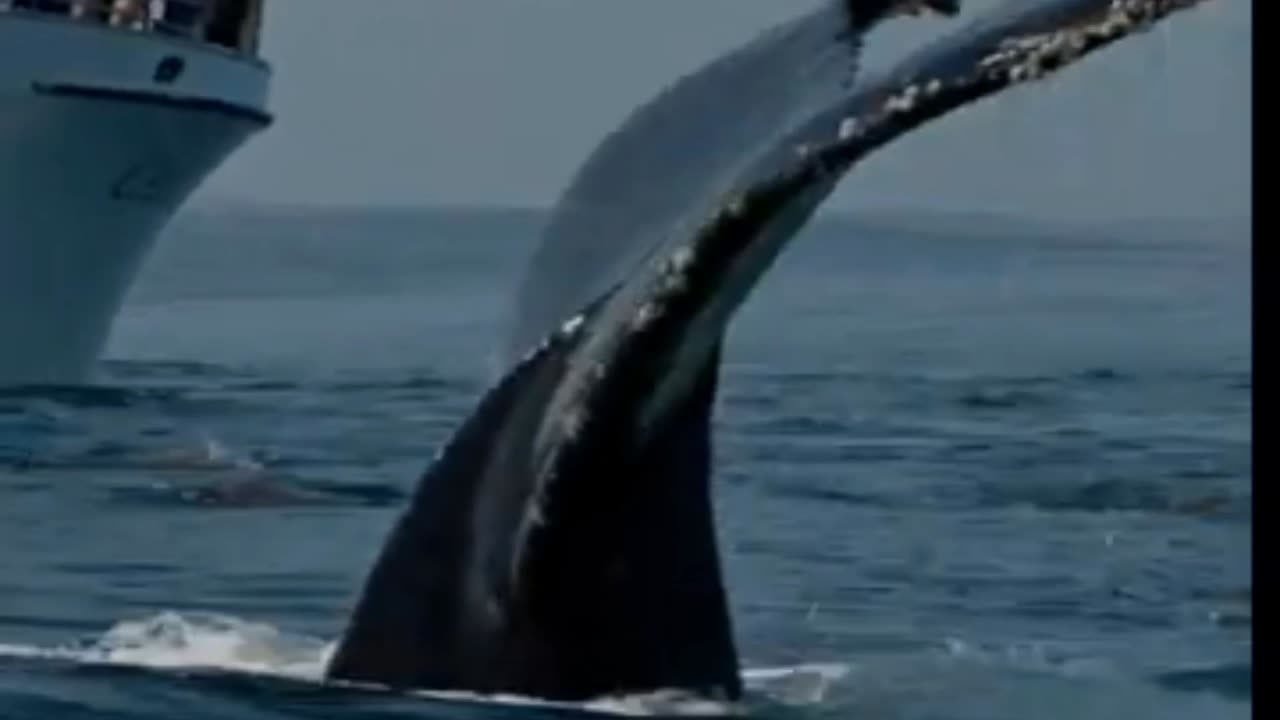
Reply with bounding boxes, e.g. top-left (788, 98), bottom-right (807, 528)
top-left (69, 0), bottom-right (110, 22)
top-left (108, 0), bottom-right (146, 28)
top-left (204, 0), bottom-right (247, 49)
top-left (10, 0), bottom-right (71, 13)
top-left (157, 0), bottom-right (206, 36)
